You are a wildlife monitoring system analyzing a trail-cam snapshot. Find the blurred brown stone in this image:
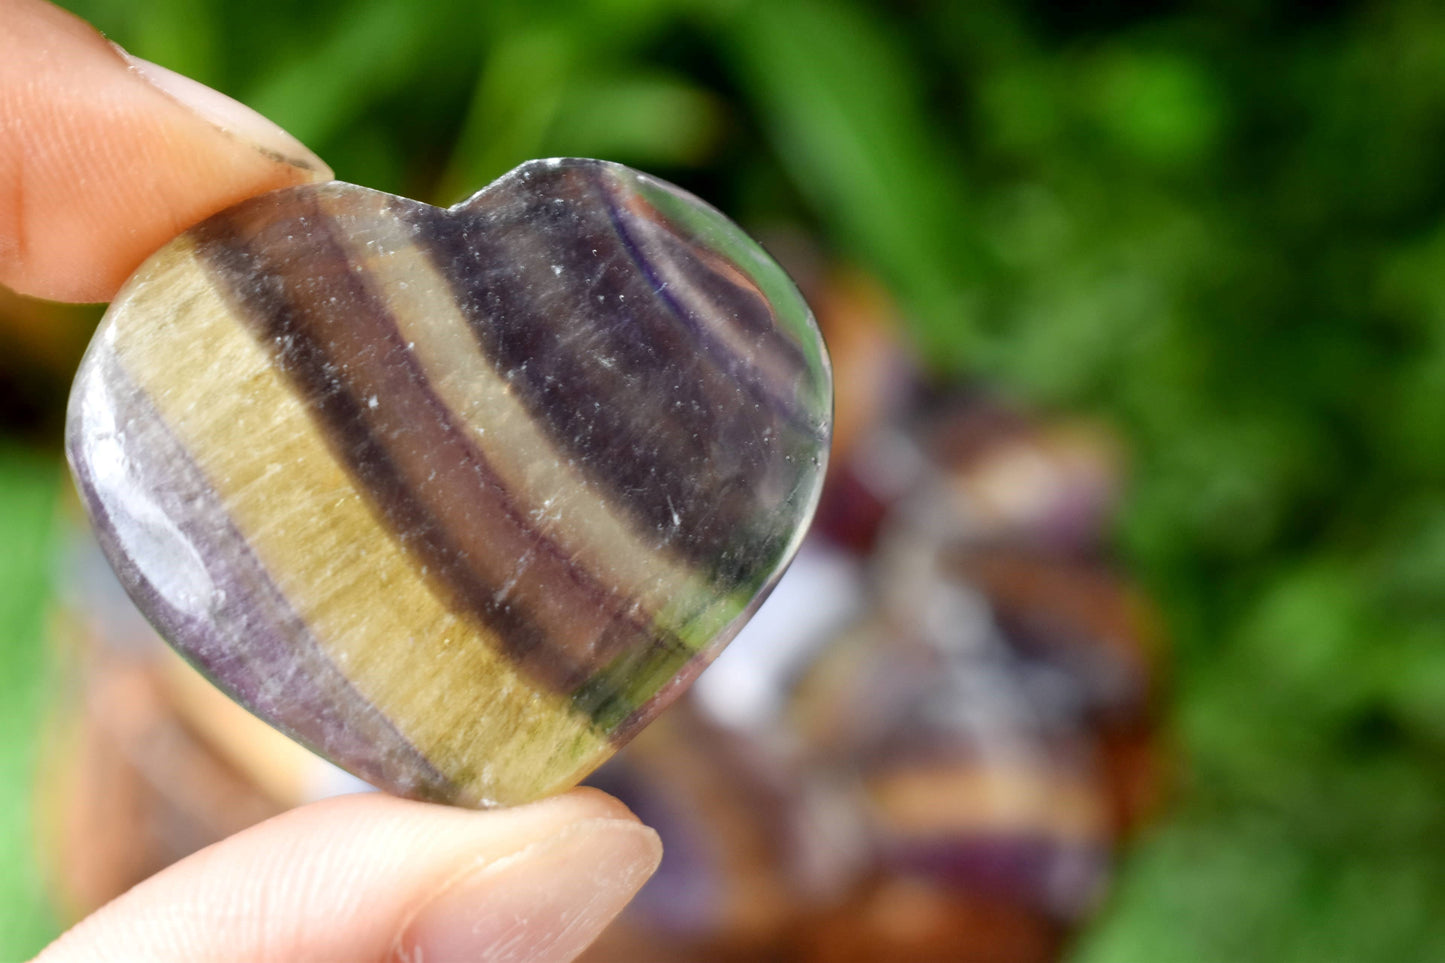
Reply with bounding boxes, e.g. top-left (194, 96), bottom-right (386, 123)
top-left (802, 880), bottom-right (1065, 963)
top-left (580, 701), bottom-right (802, 962)
top-left (35, 649), bottom-right (284, 921)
